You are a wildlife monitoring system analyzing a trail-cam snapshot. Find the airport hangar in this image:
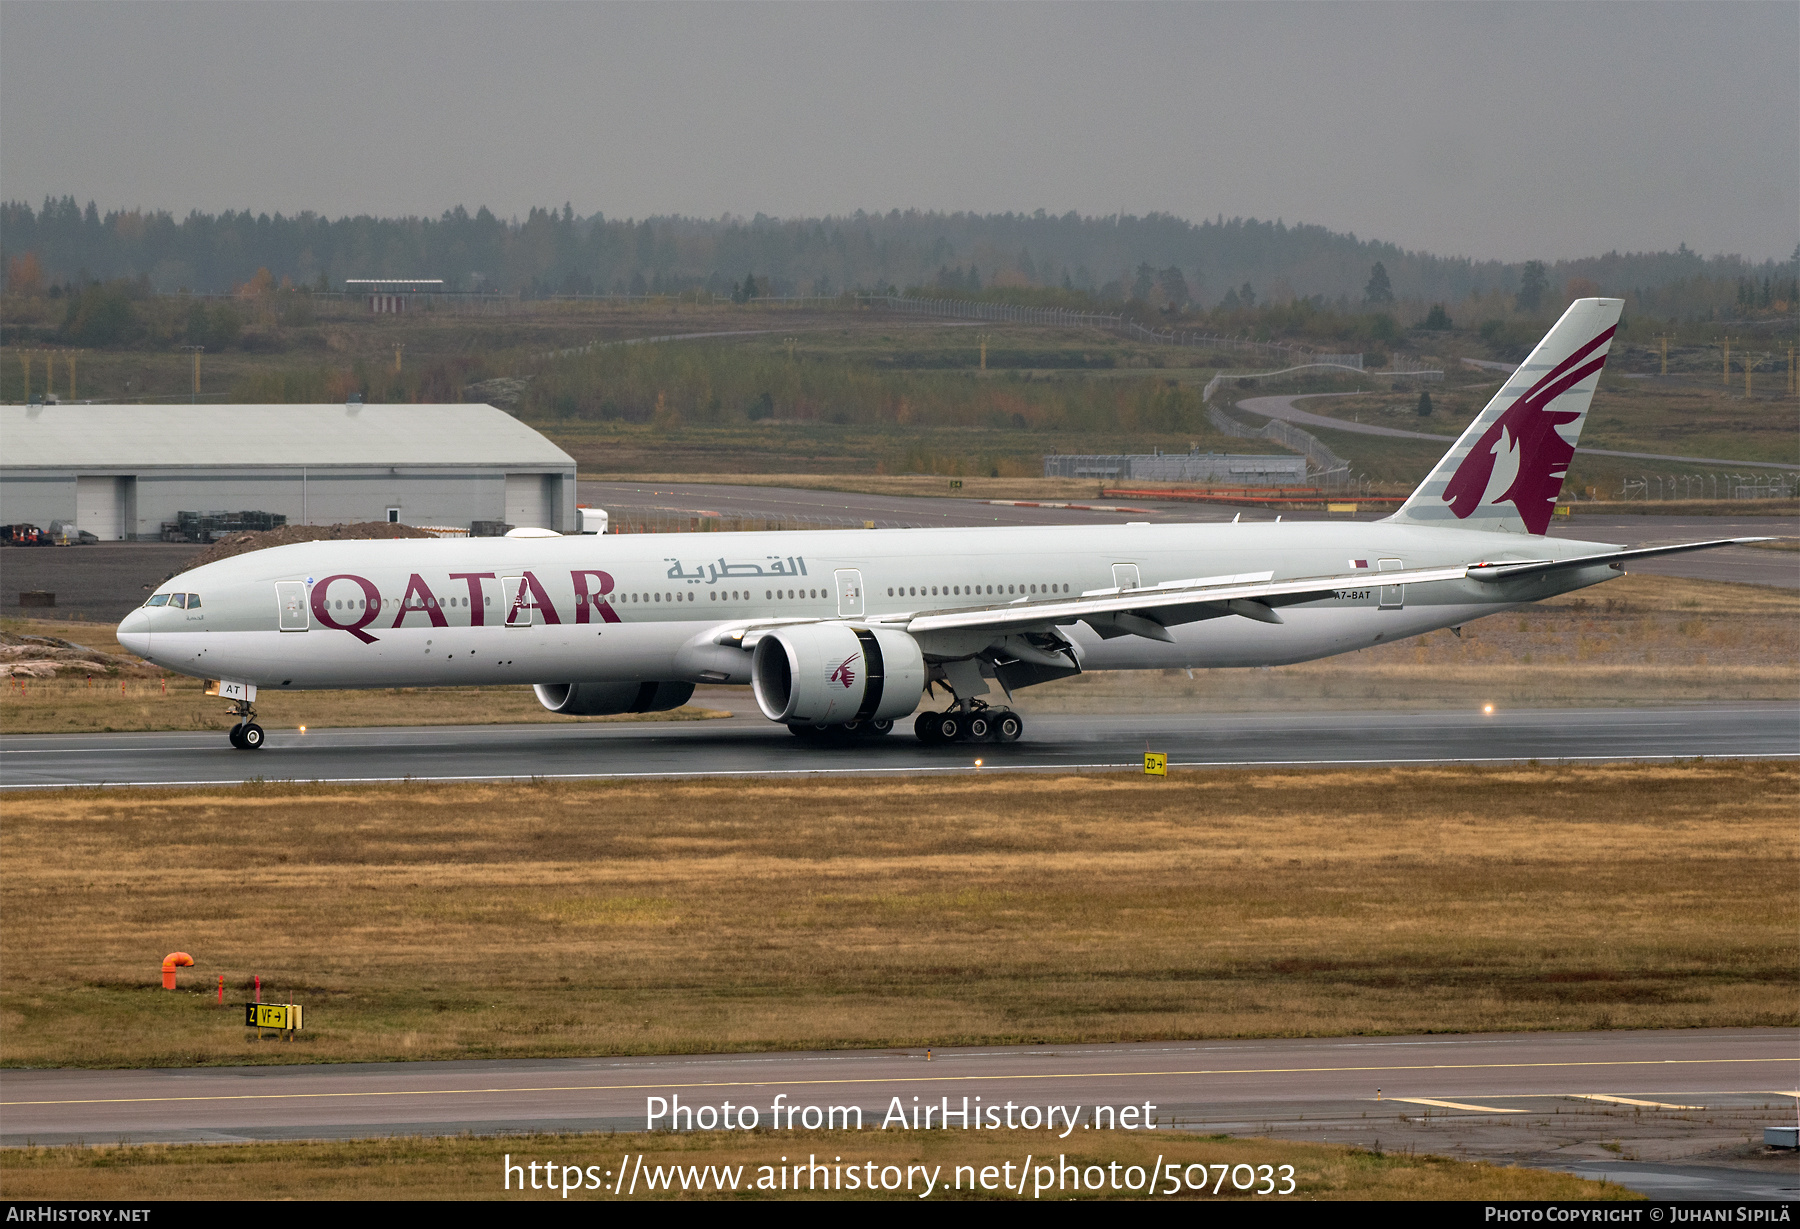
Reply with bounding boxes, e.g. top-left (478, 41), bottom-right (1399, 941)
top-left (0, 403), bottom-right (577, 539)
